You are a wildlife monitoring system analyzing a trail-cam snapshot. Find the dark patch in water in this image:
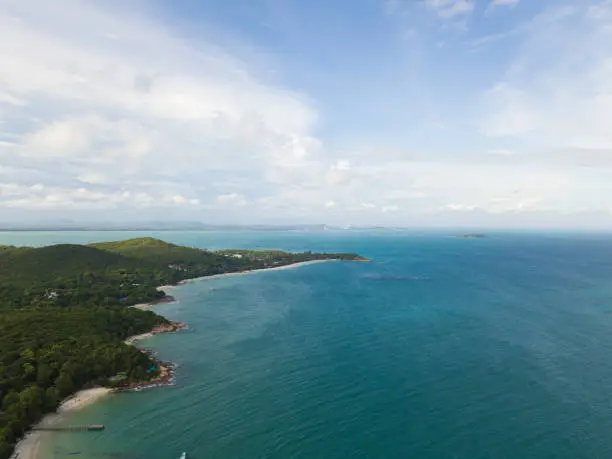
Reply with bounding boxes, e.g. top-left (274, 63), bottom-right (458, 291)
top-left (362, 274), bottom-right (430, 280)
